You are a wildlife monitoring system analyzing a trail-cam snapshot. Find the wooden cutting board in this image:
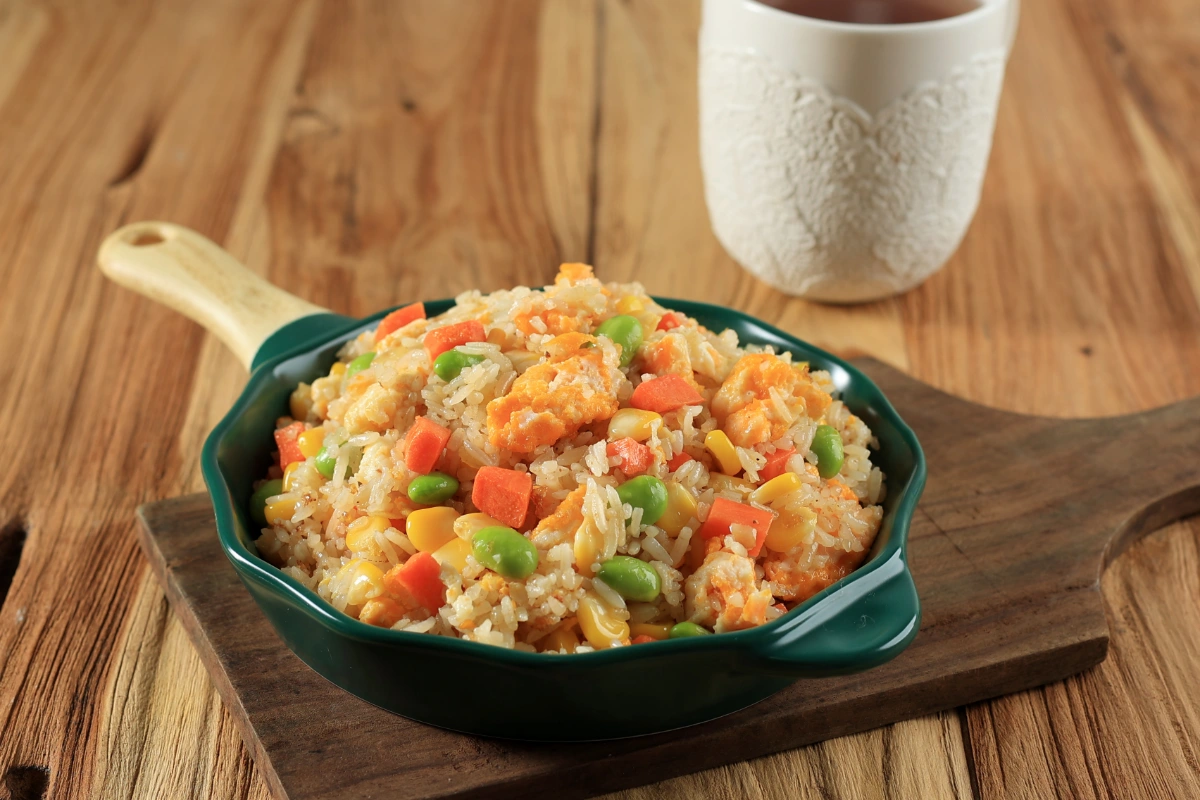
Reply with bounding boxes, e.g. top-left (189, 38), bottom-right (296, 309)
top-left (135, 358), bottom-right (1200, 800)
